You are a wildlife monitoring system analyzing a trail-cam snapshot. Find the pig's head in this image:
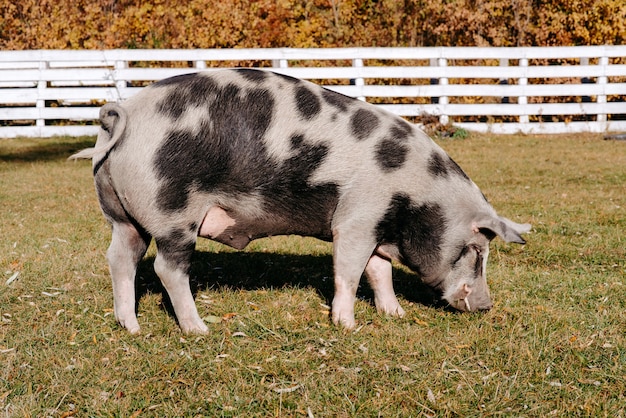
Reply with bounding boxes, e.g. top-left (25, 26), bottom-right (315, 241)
top-left (376, 194), bottom-right (530, 313)
top-left (438, 215), bottom-right (531, 312)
